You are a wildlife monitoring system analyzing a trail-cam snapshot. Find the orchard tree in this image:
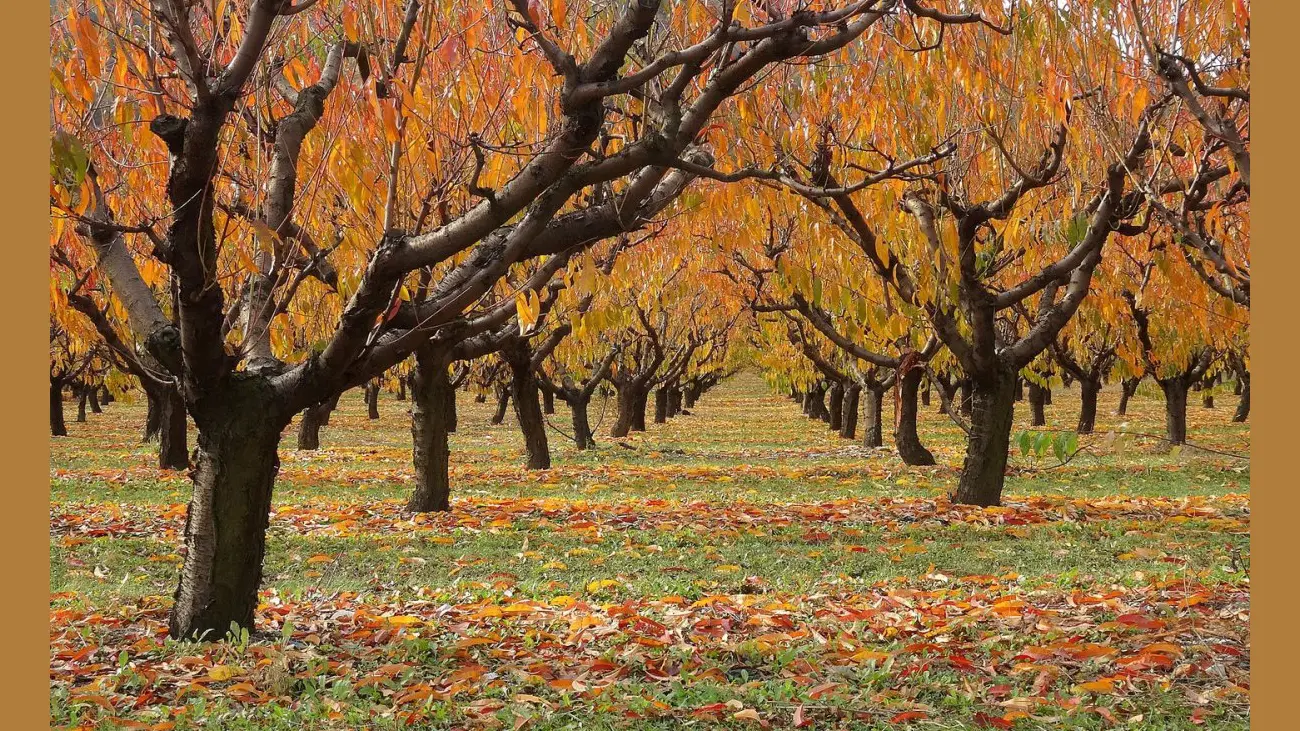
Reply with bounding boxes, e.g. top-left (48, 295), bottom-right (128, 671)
top-left (52, 0), bottom-right (936, 638)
